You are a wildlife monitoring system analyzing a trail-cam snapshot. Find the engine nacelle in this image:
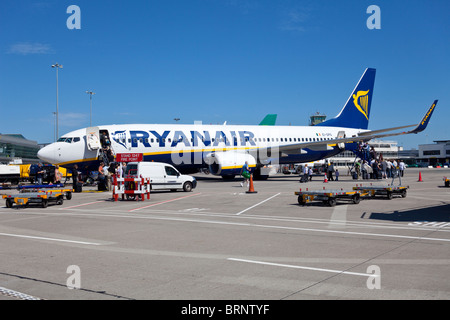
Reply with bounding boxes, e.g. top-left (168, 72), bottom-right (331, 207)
top-left (205, 152), bottom-right (256, 176)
